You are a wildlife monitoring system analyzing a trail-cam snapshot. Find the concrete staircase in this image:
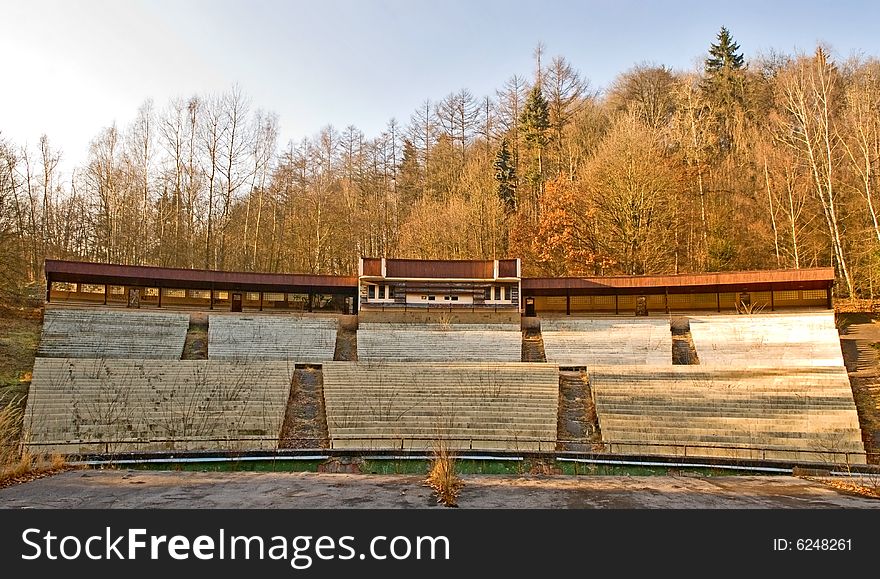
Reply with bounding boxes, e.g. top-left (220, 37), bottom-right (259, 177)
top-left (541, 317), bottom-right (672, 367)
top-left (589, 365), bottom-right (866, 464)
top-left (208, 314), bottom-right (337, 363)
top-left (322, 361), bottom-right (559, 451)
top-left (37, 308), bottom-right (189, 359)
top-left (357, 323), bottom-right (522, 362)
top-left (689, 312), bottom-right (844, 367)
top-left (23, 358), bottom-right (293, 453)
